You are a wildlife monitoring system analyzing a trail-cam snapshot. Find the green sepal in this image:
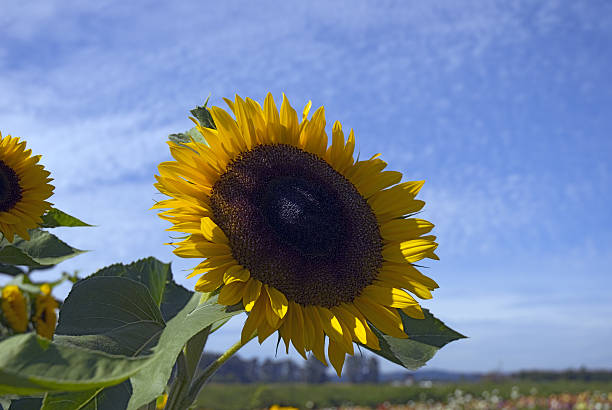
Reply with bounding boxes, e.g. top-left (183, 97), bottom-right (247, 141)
top-left (360, 309), bottom-right (465, 370)
top-left (190, 97), bottom-right (216, 130)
